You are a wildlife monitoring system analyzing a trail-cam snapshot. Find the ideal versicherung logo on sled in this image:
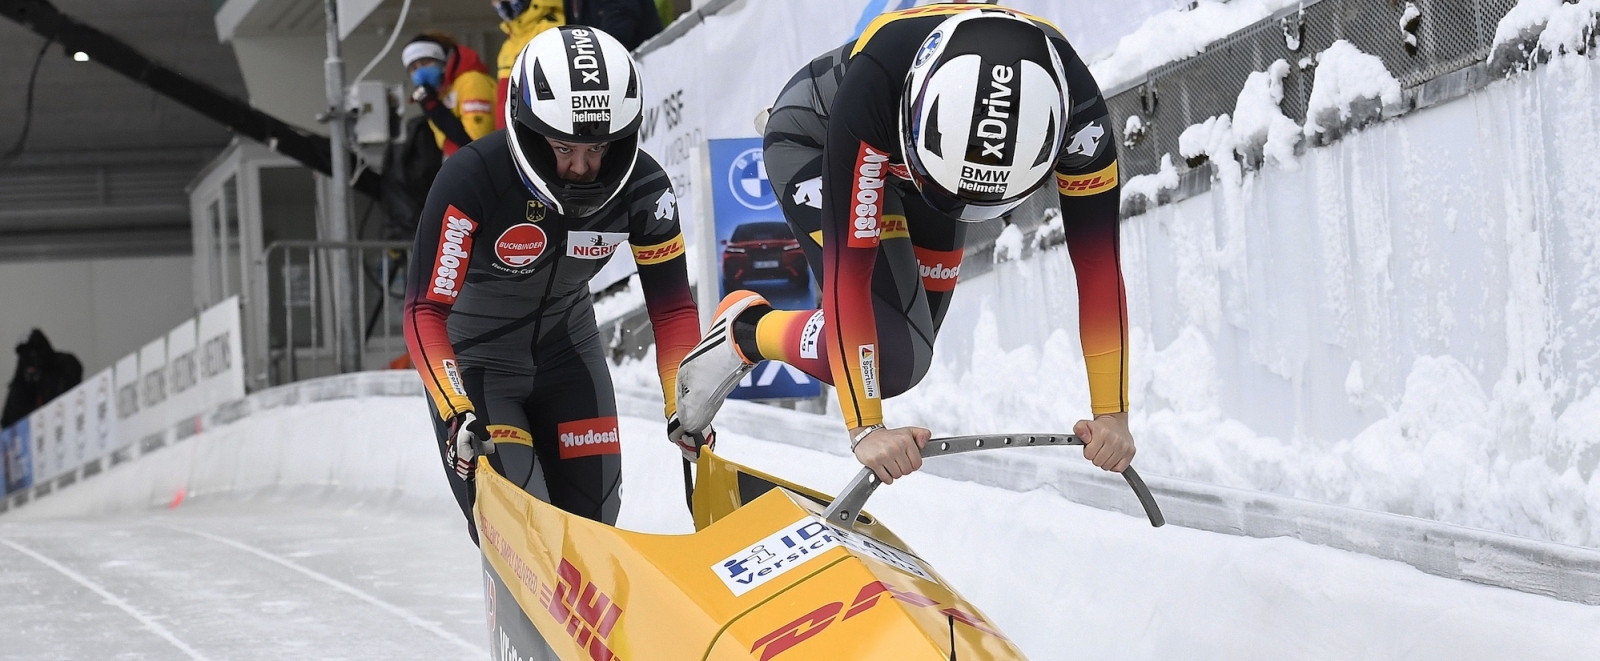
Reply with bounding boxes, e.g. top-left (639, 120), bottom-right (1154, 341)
top-left (712, 516), bottom-right (935, 597)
